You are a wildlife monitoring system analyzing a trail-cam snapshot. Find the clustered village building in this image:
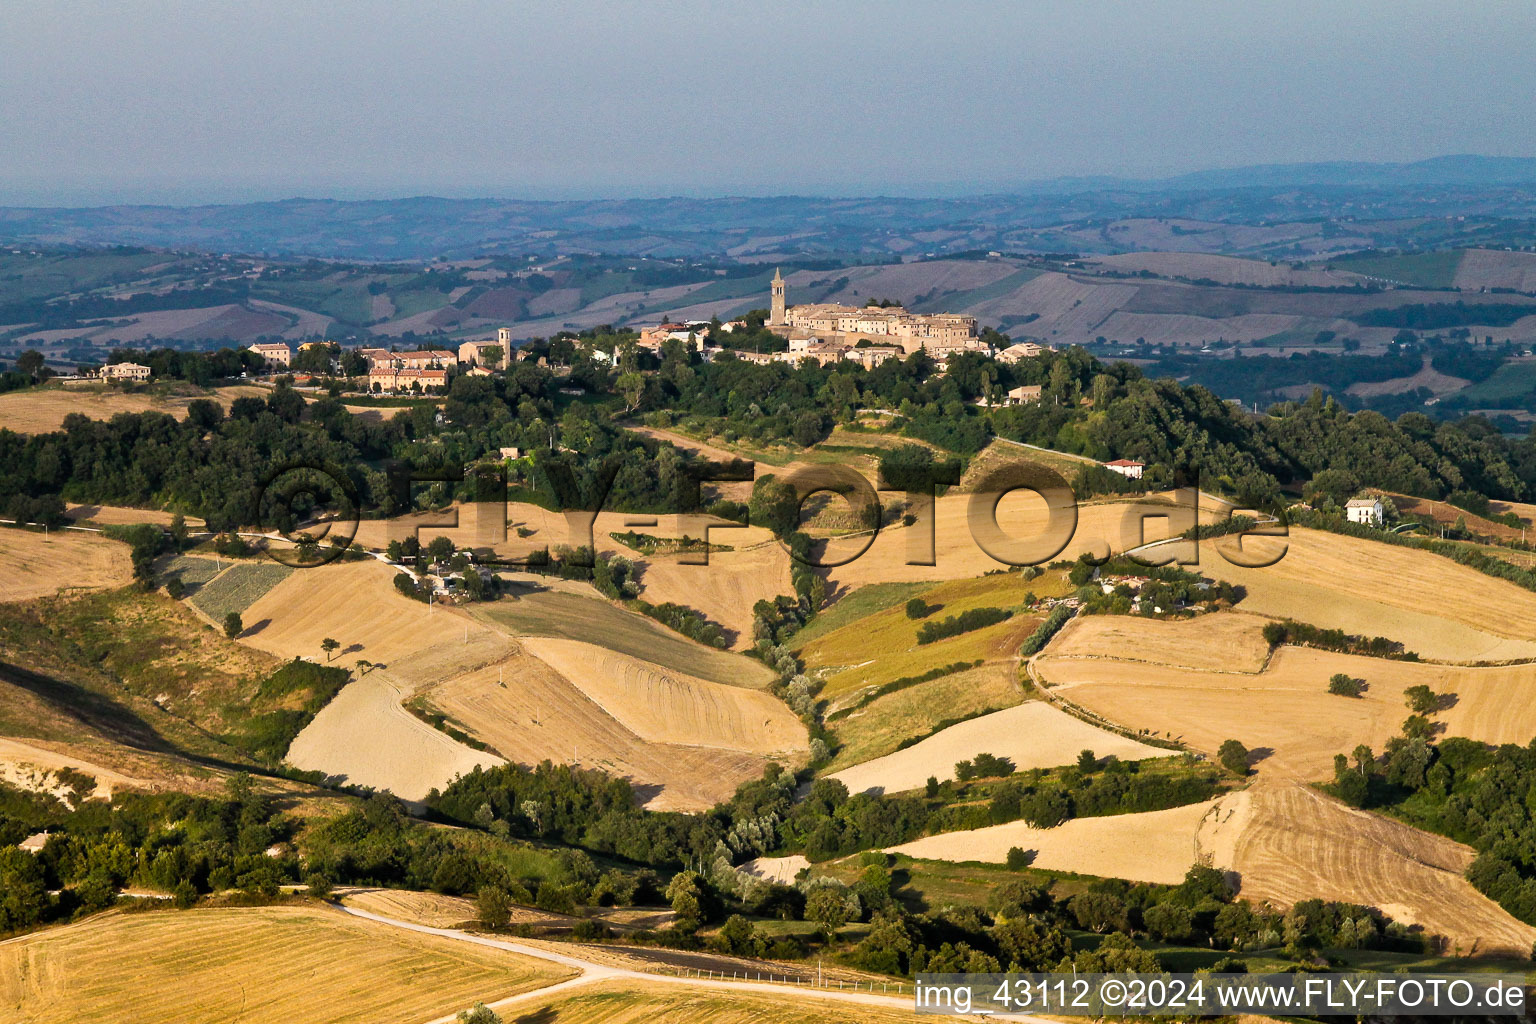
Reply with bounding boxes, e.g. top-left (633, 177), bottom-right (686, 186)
top-left (215, 276), bottom-right (1051, 392)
